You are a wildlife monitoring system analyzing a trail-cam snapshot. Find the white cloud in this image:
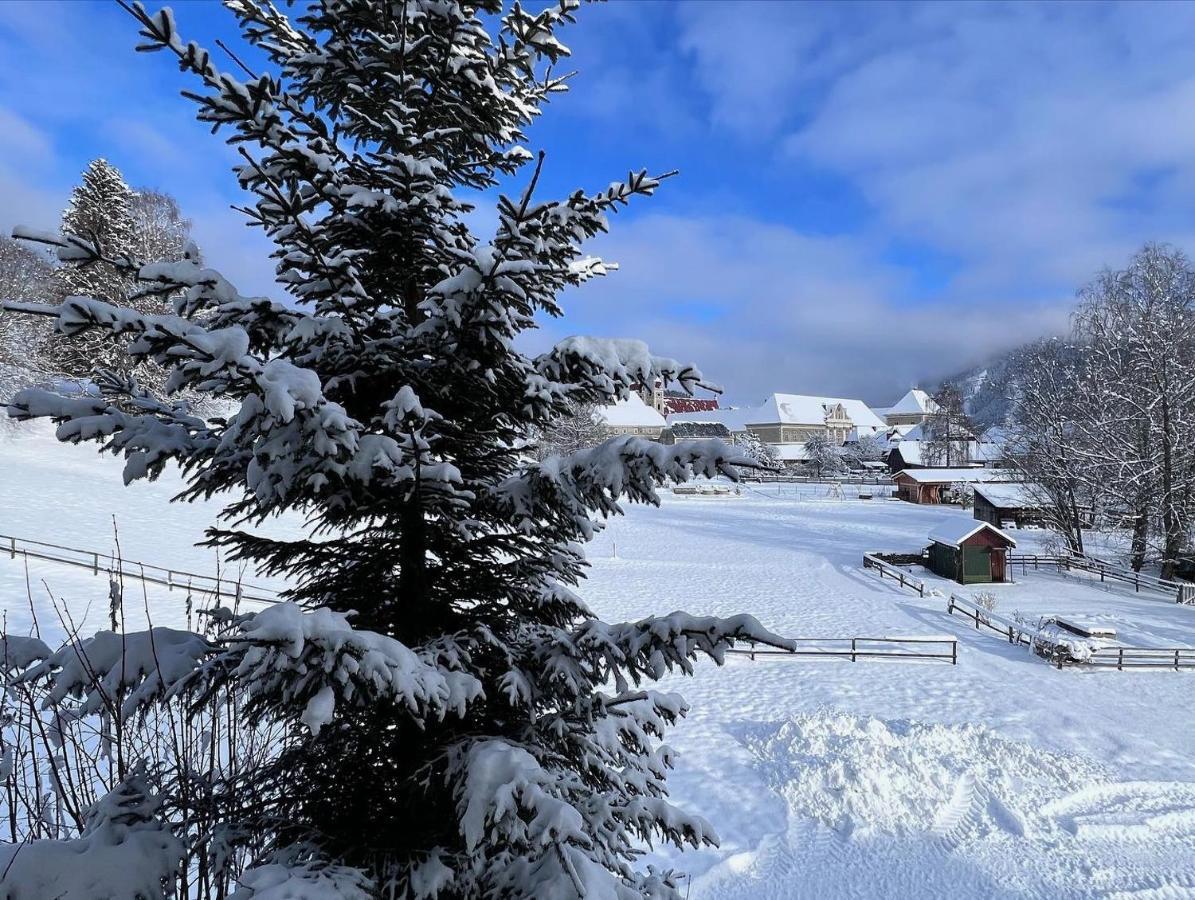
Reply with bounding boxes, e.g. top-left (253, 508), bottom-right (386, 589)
top-left (552, 212), bottom-right (1068, 404)
top-left (676, 2), bottom-right (1195, 299)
